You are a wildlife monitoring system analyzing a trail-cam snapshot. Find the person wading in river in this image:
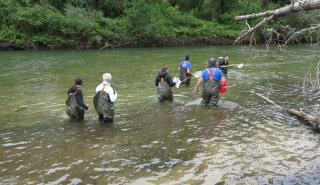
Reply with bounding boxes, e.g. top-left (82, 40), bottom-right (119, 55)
top-left (194, 58), bottom-right (226, 106)
top-left (155, 64), bottom-right (177, 102)
top-left (178, 54), bottom-right (192, 87)
top-left (94, 73), bottom-right (117, 122)
top-left (66, 77), bottom-right (89, 121)
top-left (218, 55), bottom-right (230, 78)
